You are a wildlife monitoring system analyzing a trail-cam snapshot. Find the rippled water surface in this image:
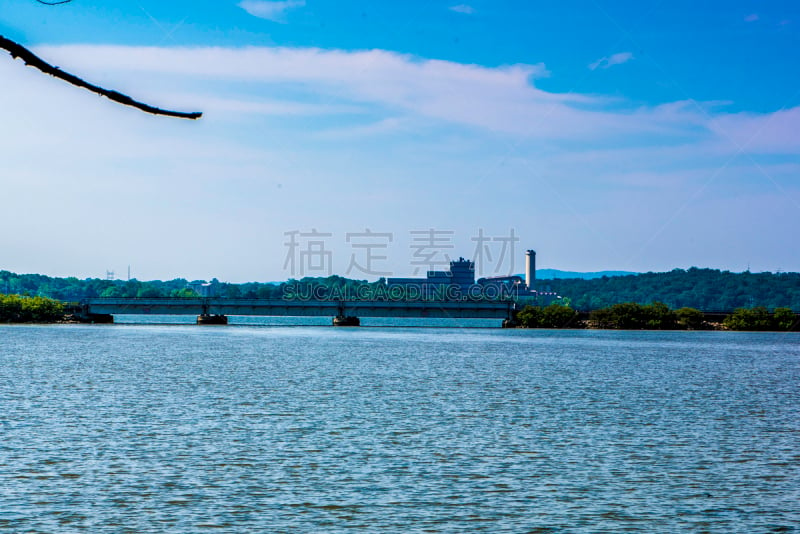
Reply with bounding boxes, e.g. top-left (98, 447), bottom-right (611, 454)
top-left (1, 325), bottom-right (798, 532)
